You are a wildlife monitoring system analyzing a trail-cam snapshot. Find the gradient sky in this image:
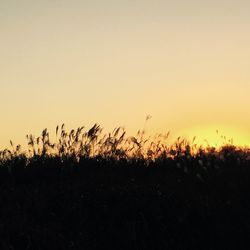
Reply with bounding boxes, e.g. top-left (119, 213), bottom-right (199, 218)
top-left (1, 0), bottom-right (250, 149)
